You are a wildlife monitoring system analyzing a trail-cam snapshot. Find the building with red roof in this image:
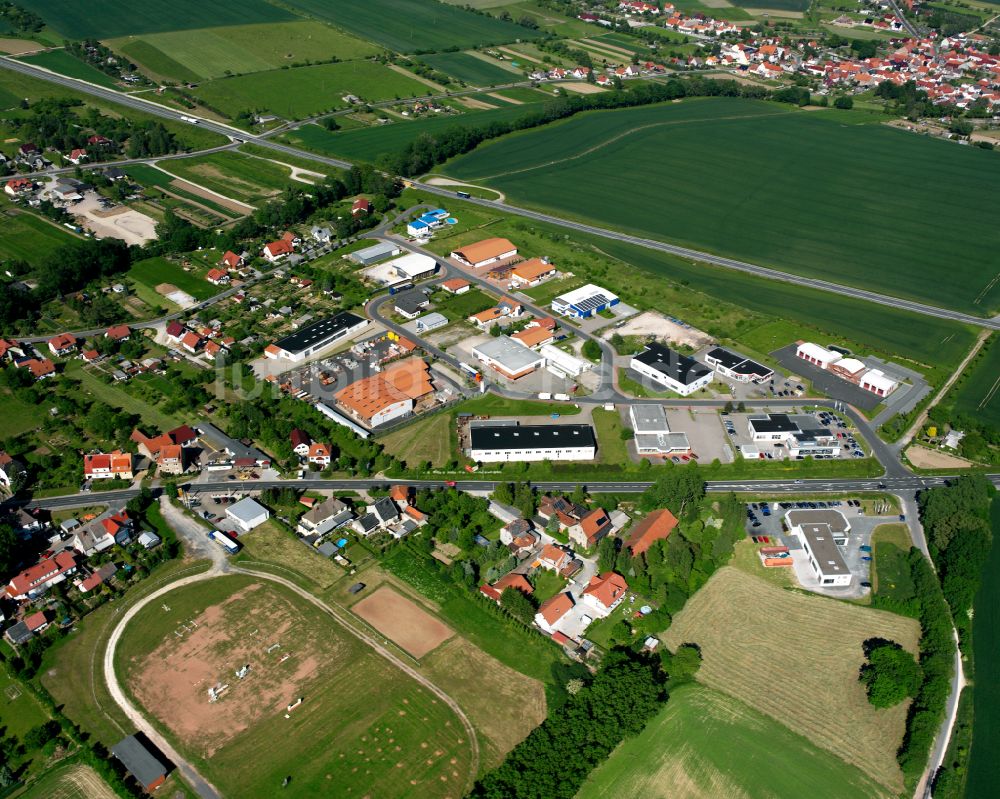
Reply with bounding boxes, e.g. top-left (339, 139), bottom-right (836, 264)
top-left (48, 333), bottom-right (79, 357)
top-left (105, 324), bottom-right (131, 342)
top-left (625, 508), bottom-right (678, 556)
top-left (7, 550), bottom-right (78, 600)
top-left (581, 571), bottom-right (628, 617)
top-left (534, 592), bottom-right (574, 634)
top-left (84, 451), bottom-right (133, 481)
